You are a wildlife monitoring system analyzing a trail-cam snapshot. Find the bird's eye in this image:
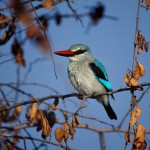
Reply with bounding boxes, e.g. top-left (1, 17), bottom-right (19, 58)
top-left (73, 49), bottom-right (87, 55)
top-left (77, 50), bottom-right (83, 53)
